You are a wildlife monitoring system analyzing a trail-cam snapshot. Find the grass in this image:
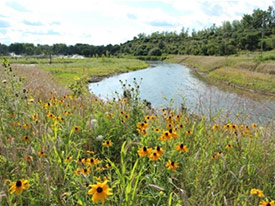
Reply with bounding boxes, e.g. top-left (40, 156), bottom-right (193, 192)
top-left (39, 57), bottom-right (149, 85)
top-left (166, 52), bottom-right (275, 95)
top-left (0, 59), bottom-right (274, 205)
